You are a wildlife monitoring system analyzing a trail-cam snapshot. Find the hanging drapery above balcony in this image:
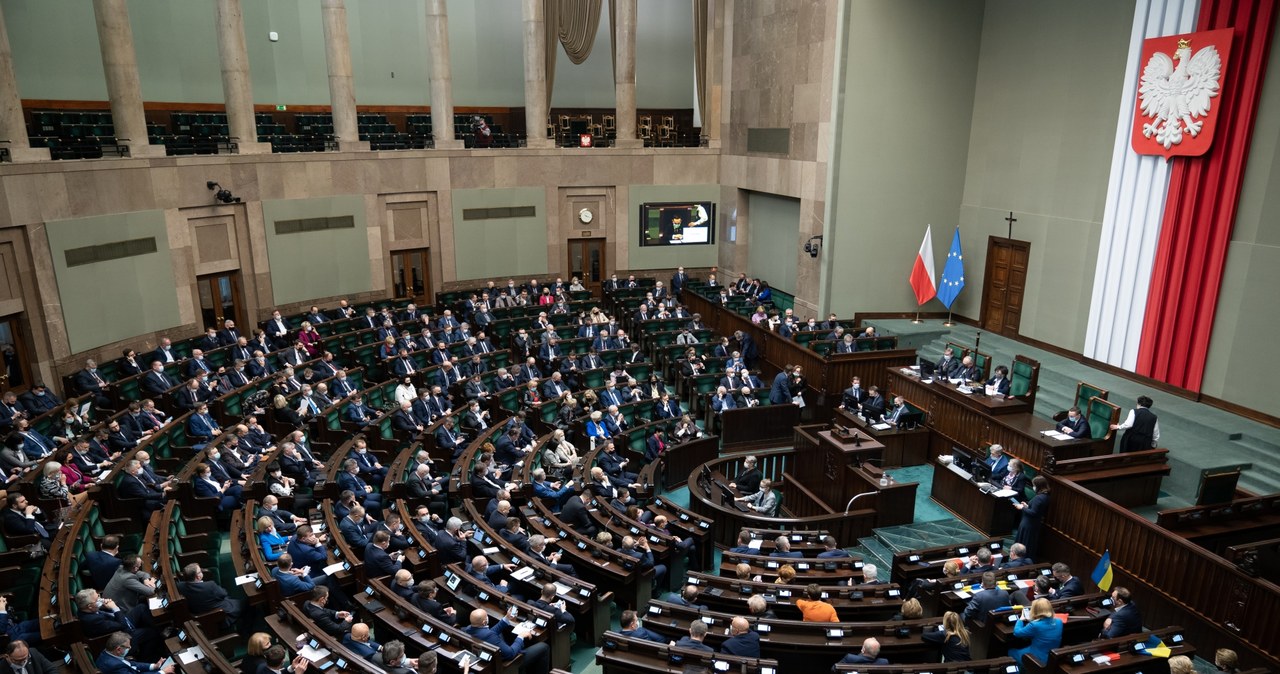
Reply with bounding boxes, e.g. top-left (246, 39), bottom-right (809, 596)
top-left (544, 0), bottom-right (603, 108)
